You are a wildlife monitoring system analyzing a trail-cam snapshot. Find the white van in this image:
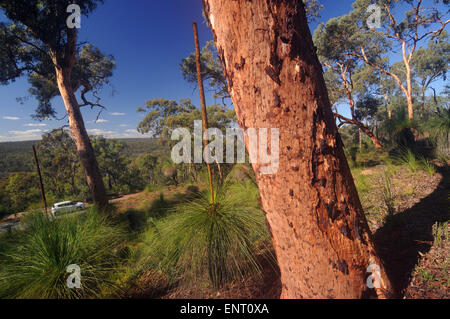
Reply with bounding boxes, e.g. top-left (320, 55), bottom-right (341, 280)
top-left (51, 201), bottom-right (85, 216)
